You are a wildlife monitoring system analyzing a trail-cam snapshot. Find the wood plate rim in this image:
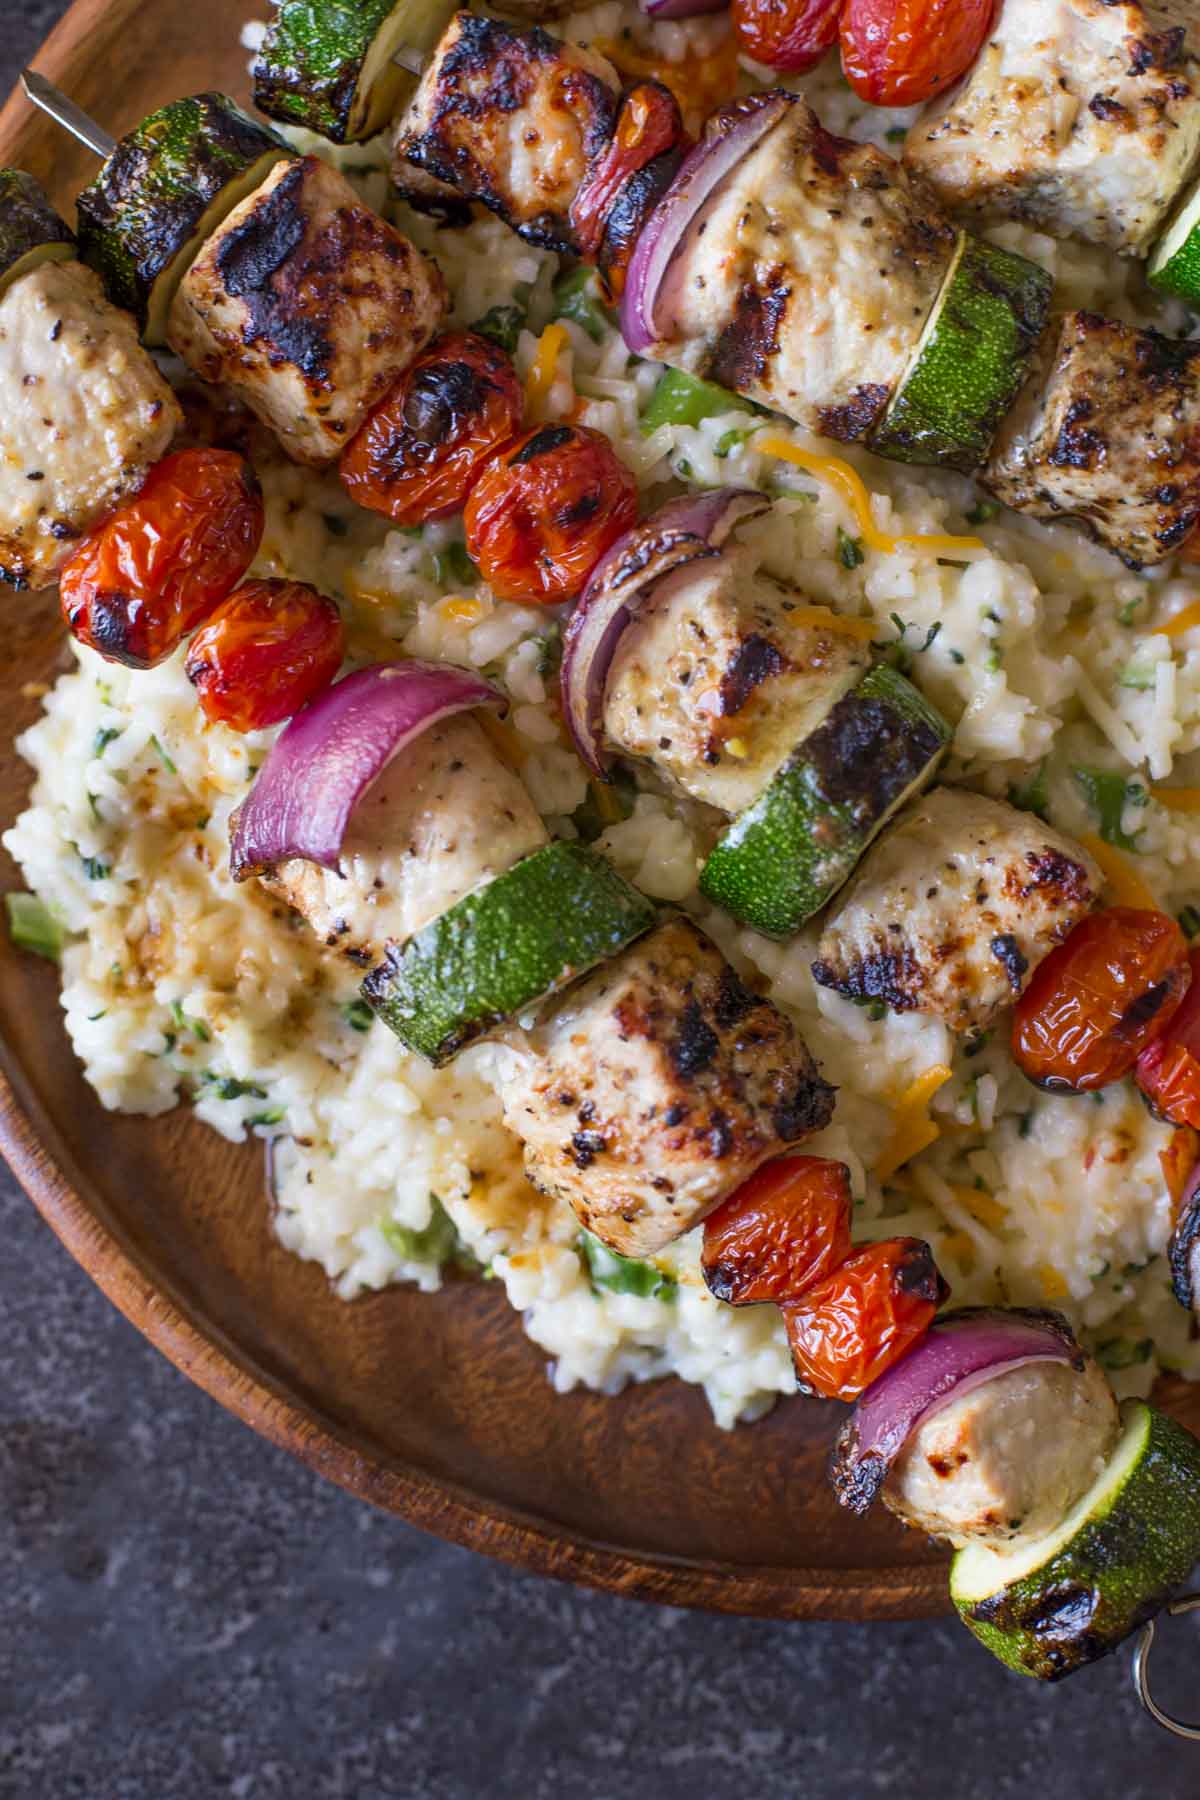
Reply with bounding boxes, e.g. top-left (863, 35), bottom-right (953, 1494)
top-left (0, 0), bottom-right (956, 1623)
